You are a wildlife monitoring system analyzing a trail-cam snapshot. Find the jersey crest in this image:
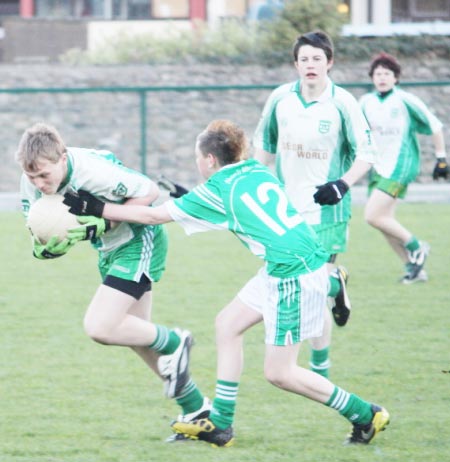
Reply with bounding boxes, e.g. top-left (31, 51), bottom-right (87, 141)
top-left (318, 120), bottom-right (332, 134)
top-left (112, 182), bottom-right (128, 197)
